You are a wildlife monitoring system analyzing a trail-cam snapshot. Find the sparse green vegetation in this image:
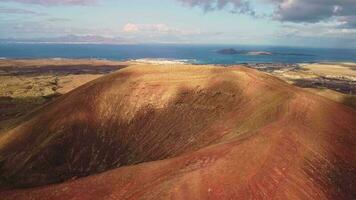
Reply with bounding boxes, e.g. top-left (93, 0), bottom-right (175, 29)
top-left (0, 59), bottom-right (126, 132)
